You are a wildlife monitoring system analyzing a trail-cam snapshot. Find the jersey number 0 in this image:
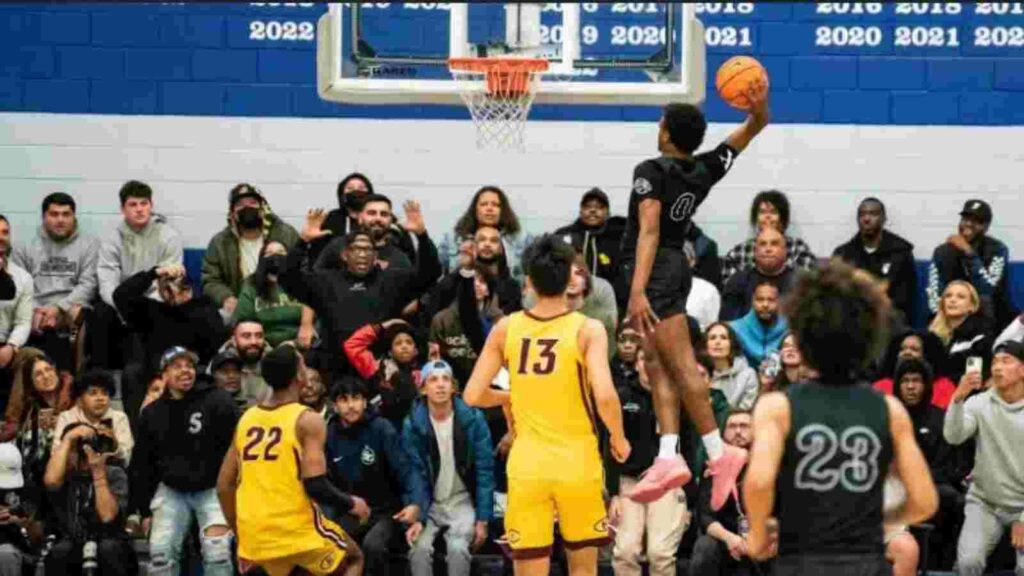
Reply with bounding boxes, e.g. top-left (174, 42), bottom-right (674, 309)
top-left (517, 338), bottom-right (559, 375)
